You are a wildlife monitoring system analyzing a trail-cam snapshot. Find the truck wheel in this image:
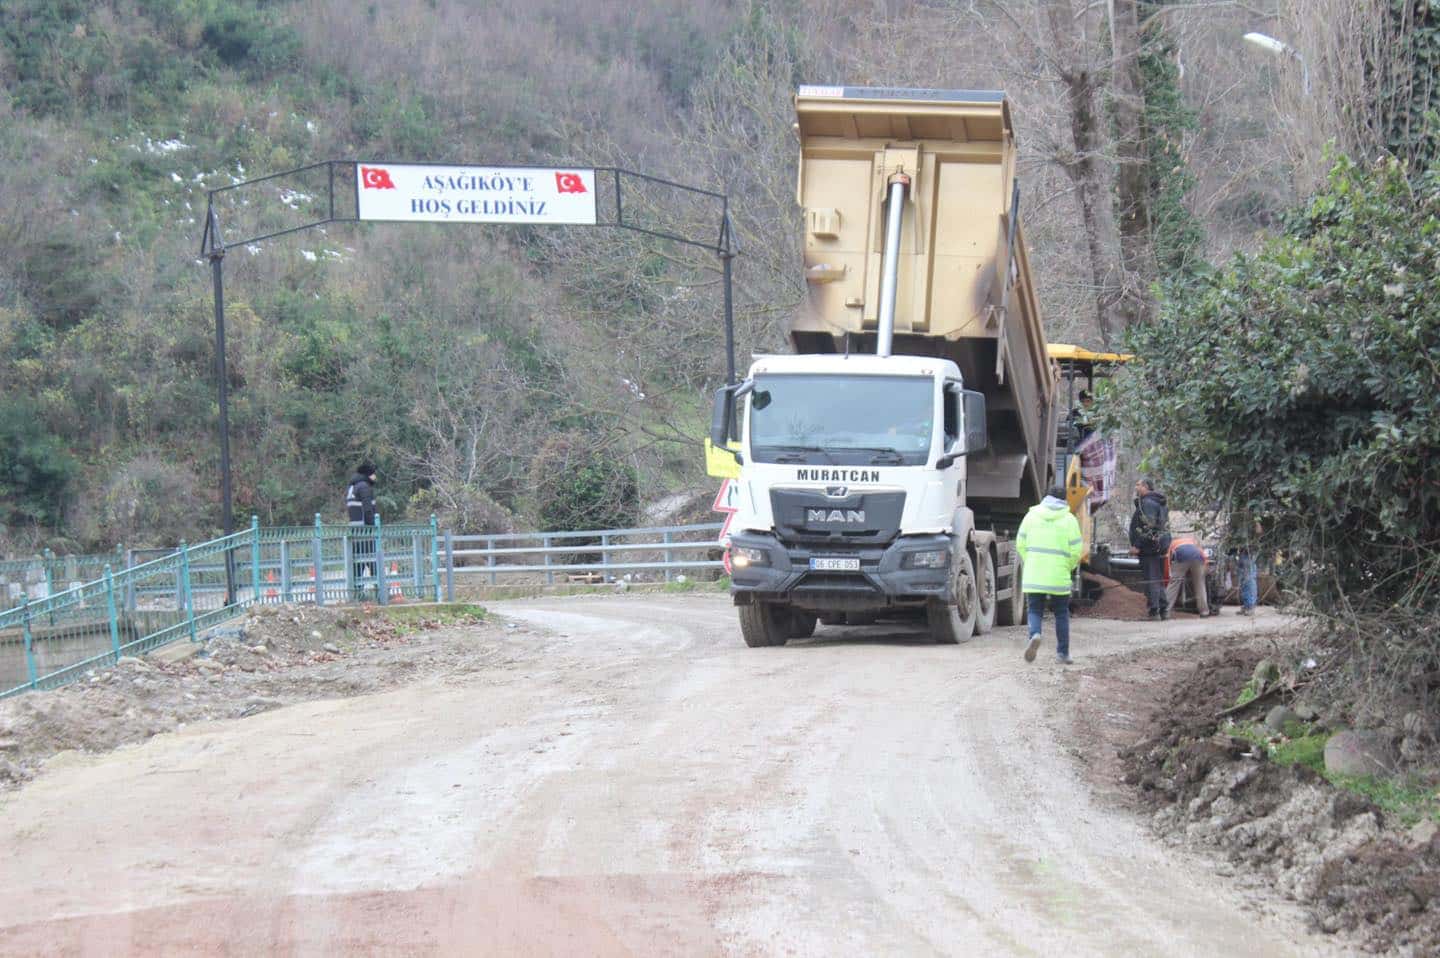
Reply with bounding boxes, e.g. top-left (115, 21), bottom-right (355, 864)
top-left (786, 612), bottom-right (818, 639)
top-left (974, 548), bottom-right (997, 636)
top-left (738, 603), bottom-right (791, 647)
top-left (928, 551), bottom-right (978, 644)
top-left (996, 553), bottom-right (1025, 627)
